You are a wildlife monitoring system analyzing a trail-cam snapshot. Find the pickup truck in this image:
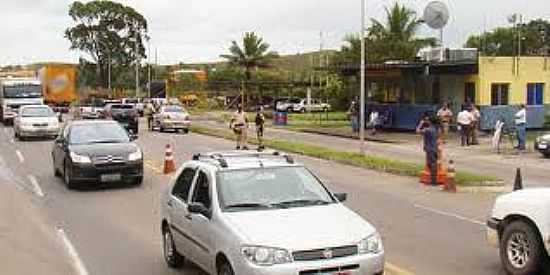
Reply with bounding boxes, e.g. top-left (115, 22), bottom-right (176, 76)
top-left (487, 188), bottom-right (550, 275)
